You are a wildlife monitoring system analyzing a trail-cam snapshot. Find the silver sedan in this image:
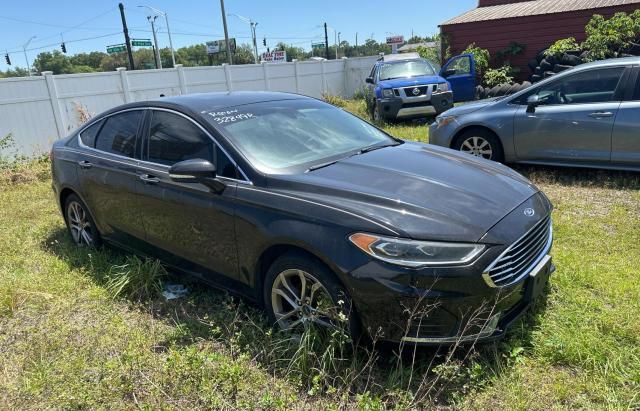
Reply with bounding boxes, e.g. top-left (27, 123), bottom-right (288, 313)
top-left (429, 57), bottom-right (640, 171)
